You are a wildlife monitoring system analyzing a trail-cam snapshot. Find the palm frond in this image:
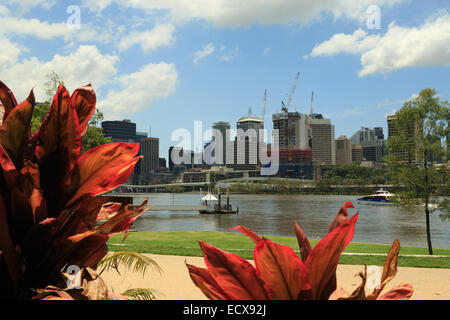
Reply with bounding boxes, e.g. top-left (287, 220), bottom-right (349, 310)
top-left (121, 288), bottom-right (160, 300)
top-left (98, 251), bottom-right (162, 277)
